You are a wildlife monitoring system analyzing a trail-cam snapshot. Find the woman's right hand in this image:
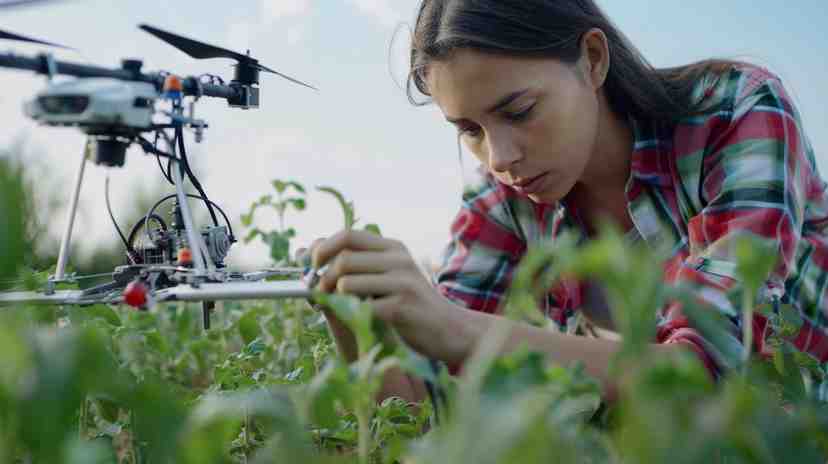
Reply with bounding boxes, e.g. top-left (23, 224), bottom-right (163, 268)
top-left (296, 238), bottom-right (428, 404)
top-left (295, 239), bottom-right (359, 361)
